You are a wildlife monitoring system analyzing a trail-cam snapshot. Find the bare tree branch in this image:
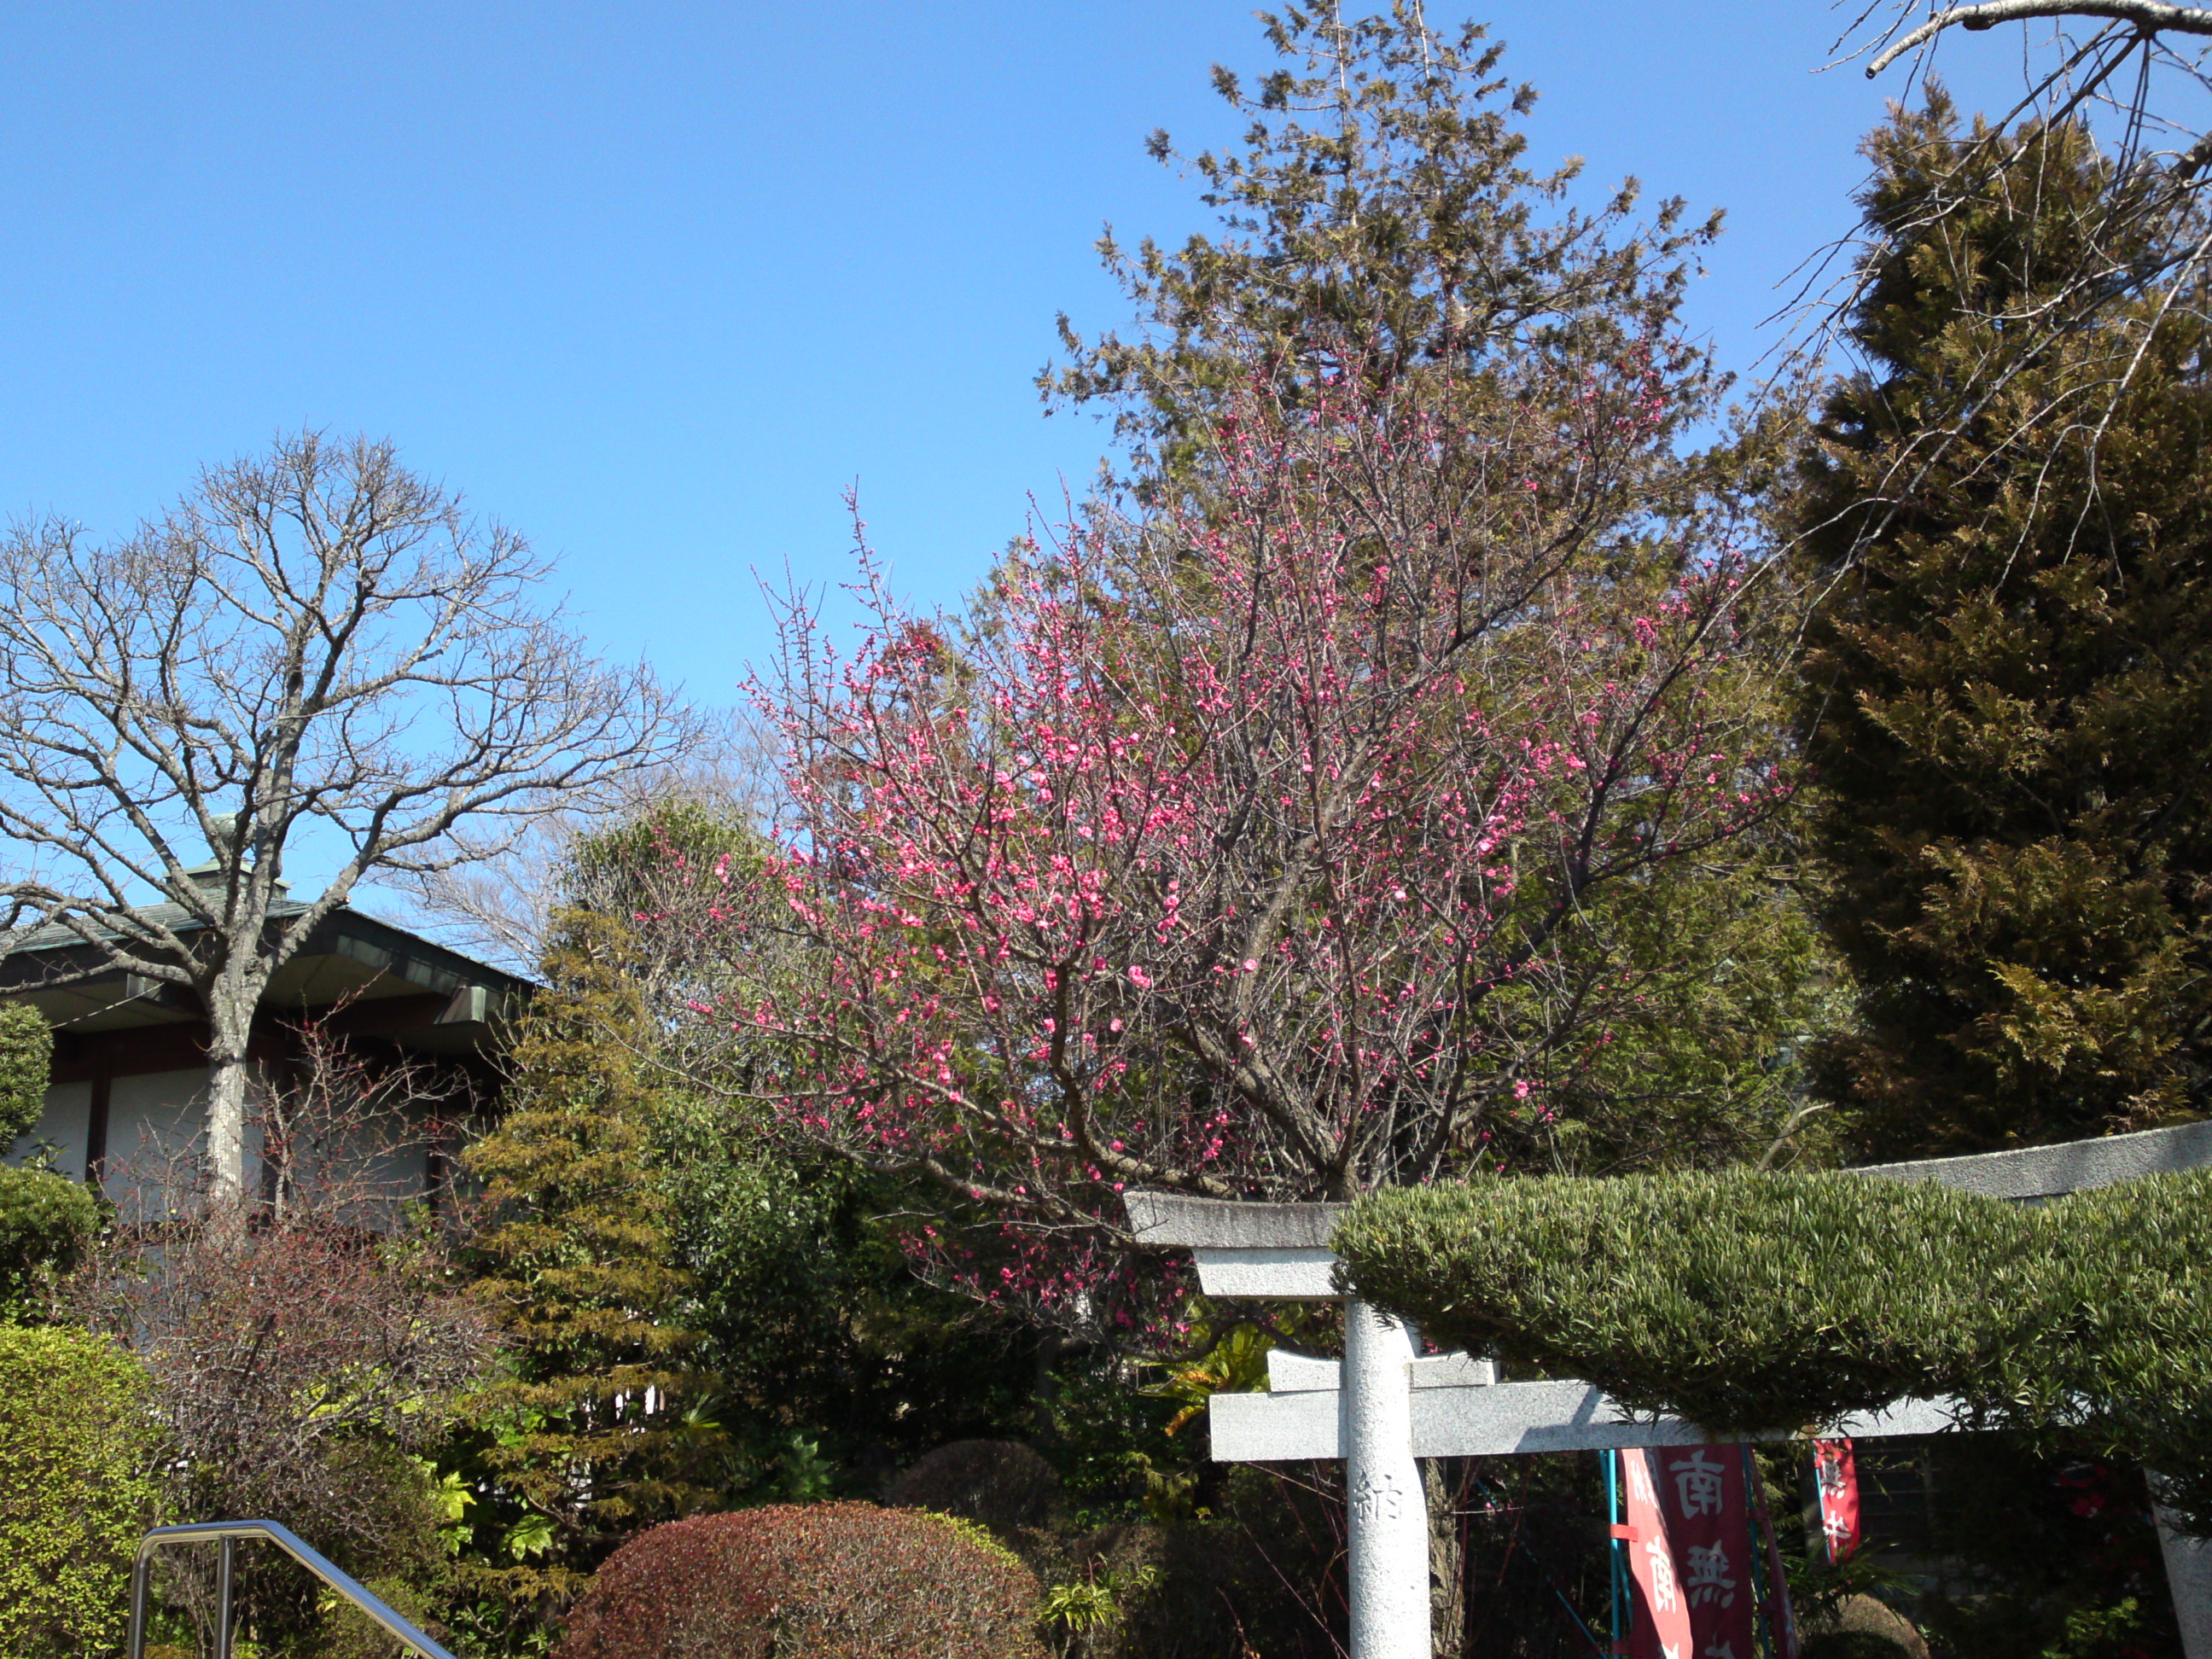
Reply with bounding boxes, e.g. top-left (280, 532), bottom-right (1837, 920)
top-left (395, 706), bottom-right (783, 973)
top-left (0, 431), bottom-right (692, 1199)
top-left (1871, 0), bottom-right (2212, 78)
